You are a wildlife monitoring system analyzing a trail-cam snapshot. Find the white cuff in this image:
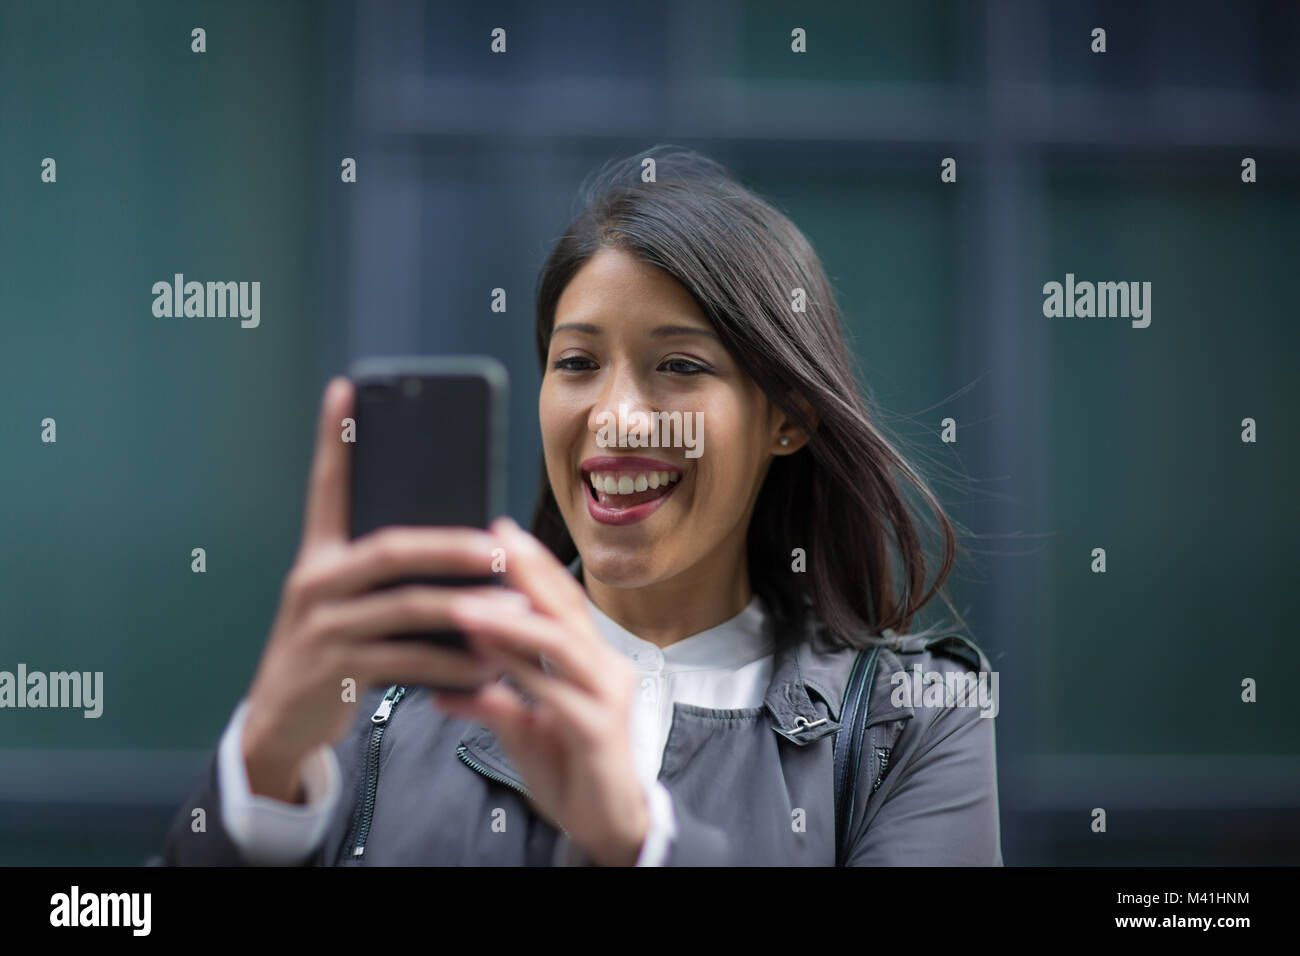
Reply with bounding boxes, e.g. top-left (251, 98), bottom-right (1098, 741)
top-left (634, 779), bottom-right (677, 867)
top-left (217, 698), bottom-right (341, 865)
